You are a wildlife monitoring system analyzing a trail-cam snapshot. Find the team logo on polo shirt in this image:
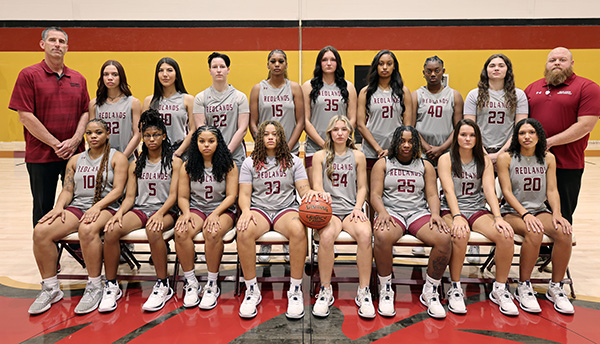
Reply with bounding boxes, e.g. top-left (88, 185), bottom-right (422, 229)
top-left (70, 82), bottom-right (80, 88)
